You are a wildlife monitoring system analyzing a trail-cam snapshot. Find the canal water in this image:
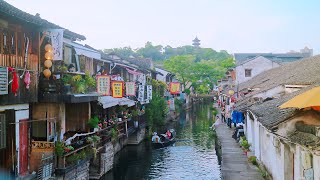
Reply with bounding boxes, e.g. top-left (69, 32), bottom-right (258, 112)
top-left (102, 103), bottom-right (221, 180)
